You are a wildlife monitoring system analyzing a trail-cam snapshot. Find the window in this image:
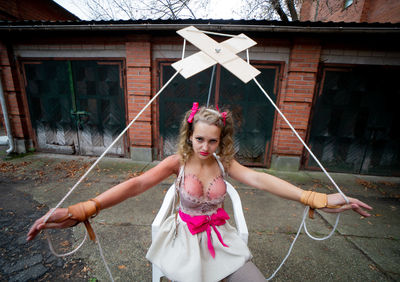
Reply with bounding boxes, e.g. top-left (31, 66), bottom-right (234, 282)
top-left (344, 0), bottom-right (353, 9)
